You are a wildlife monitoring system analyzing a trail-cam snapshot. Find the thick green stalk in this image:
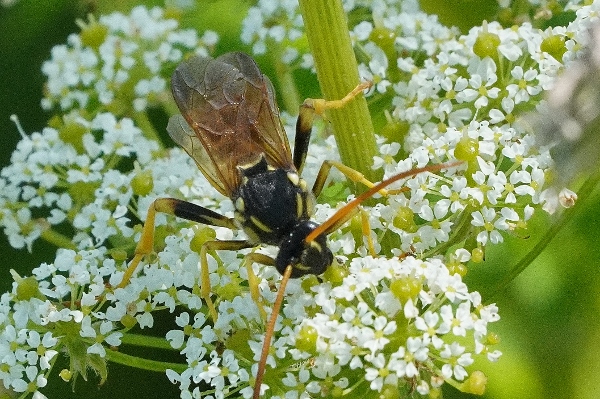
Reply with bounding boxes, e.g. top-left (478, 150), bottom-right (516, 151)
top-left (298, 0), bottom-right (379, 183)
